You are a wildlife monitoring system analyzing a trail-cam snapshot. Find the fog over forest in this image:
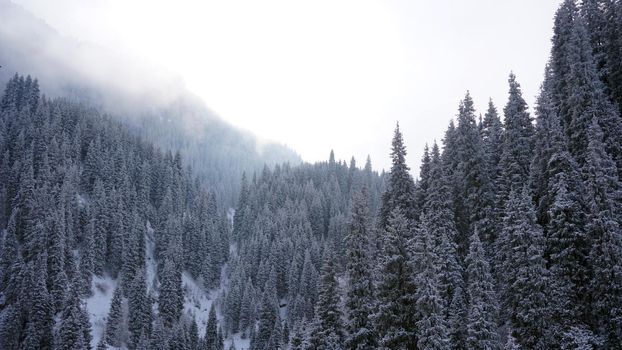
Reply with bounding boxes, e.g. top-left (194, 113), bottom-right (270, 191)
top-left (1, 1), bottom-right (622, 350)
